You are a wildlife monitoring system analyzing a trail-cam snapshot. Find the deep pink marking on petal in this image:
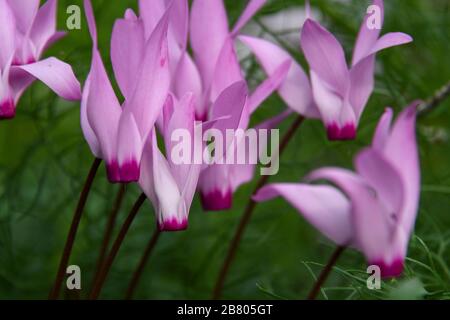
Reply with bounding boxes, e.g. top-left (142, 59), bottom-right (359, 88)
top-left (195, 110), bottom-right (208, 122)
top-left (326, 122), bottom-right (356, 141)
top-left (119, 159), bottom-right (140, 183)
top-left (0, 98), bottom-right (15, 120)
top-left (11, 56), bottom-right (36, 66)
top-left (200, 189), bottom-right (233, 211)
top-left (106, 160), bottom-right (121, 183)
top-left (370, 258), bottom-right (404, 278)
top-left (158, 217), bottom-right (188, 232)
